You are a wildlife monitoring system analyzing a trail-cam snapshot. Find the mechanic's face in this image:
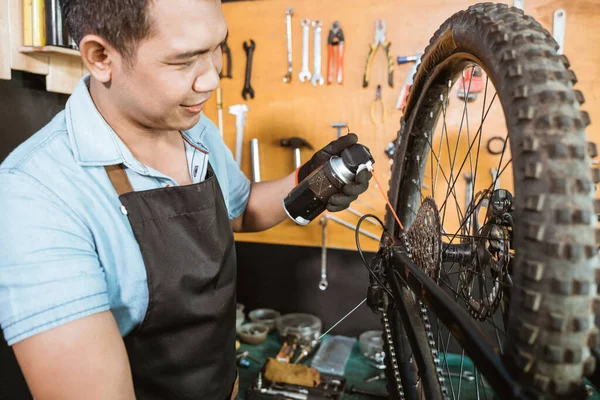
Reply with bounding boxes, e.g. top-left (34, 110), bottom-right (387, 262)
top-left (111, 0), bottom-right (226, 132)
